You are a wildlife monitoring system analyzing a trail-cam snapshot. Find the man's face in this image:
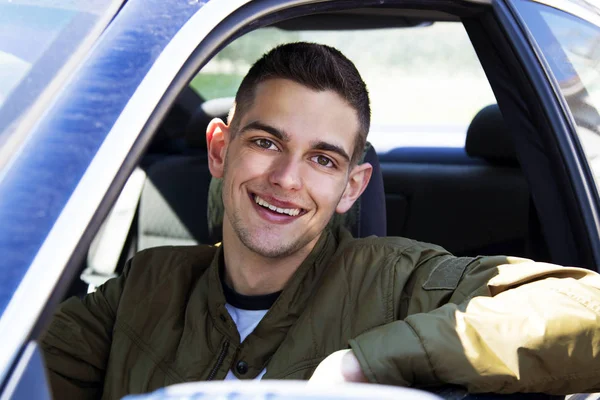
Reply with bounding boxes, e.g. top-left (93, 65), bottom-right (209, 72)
top-left (210, 79), bottom-right (368, 258)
